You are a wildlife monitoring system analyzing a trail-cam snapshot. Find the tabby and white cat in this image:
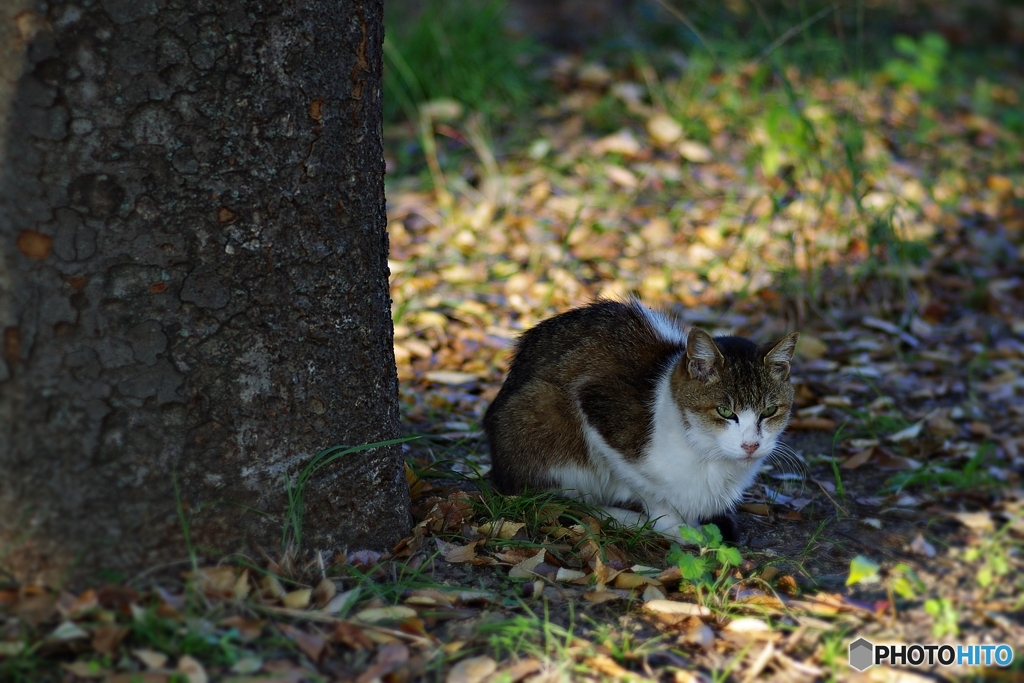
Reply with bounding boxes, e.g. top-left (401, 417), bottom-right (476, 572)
top-left (484, 300), bottom-right (799, 541)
